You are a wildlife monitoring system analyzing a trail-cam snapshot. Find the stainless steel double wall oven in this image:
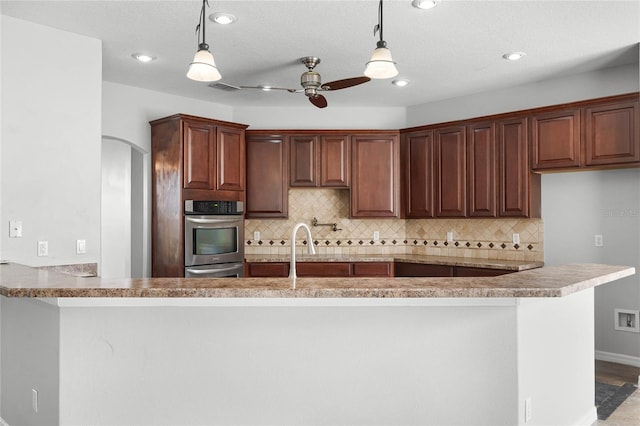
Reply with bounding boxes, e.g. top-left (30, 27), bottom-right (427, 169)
top-left (184, 200), bottom-right (244, 277)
